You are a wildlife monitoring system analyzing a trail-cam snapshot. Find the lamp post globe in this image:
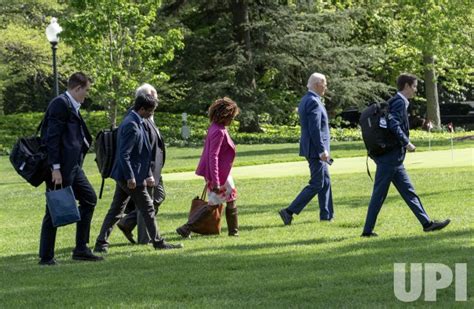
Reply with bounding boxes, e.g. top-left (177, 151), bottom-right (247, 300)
top-left (45, 18), bottom-right (62, 97)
